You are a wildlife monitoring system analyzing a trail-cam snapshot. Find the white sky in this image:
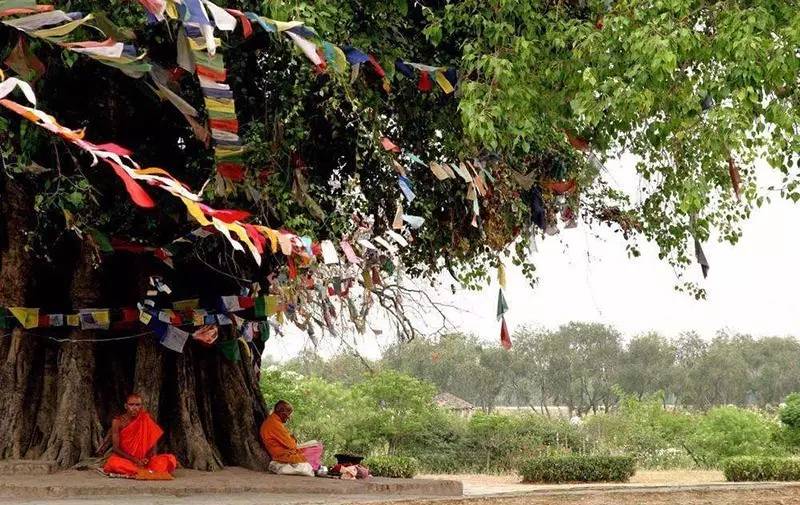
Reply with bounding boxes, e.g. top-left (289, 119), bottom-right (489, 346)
top-left (265, 154), bottom-right (800, 362)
